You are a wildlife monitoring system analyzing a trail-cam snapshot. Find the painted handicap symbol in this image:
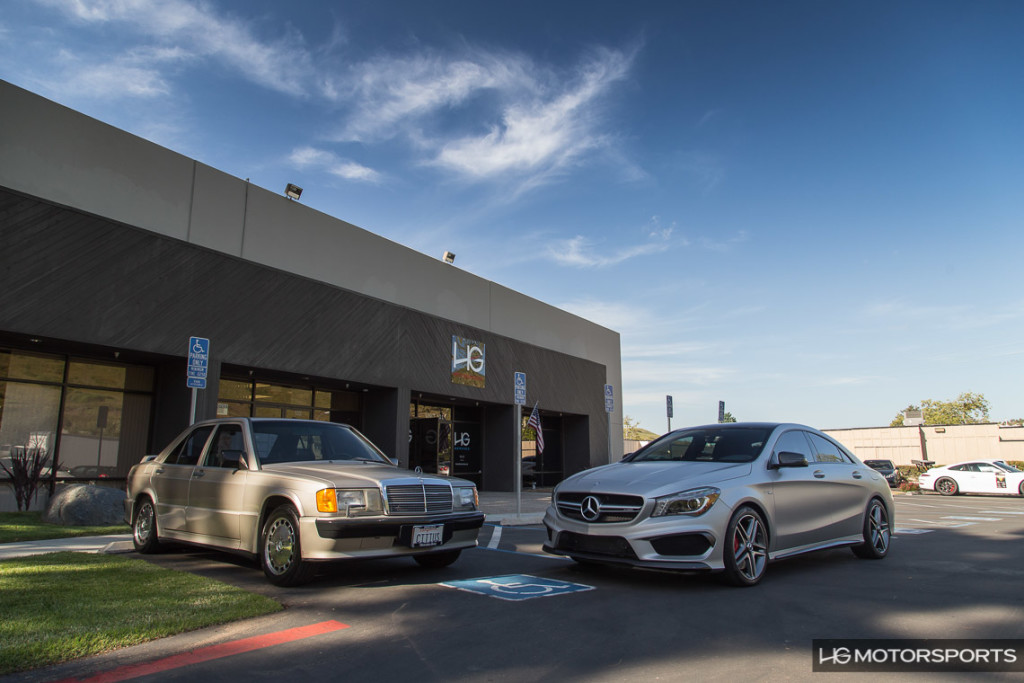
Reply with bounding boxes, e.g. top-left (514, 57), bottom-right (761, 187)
top-left (442, 574), bottom-right (594, 601)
